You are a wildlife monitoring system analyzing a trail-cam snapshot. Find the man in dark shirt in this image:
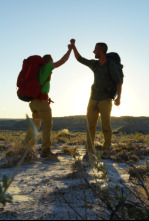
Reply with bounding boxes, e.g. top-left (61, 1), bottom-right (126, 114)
top-left (70, 39), bottom-right (122, 158)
